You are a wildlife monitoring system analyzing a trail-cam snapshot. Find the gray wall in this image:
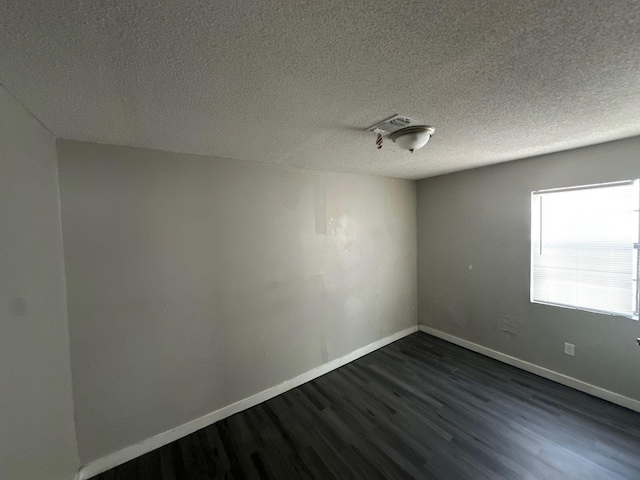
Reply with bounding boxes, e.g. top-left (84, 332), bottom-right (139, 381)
top-left (56, 140), bottom-right (417, 464)
top-left (417, 136), bottom-right (640, 402)
top-left (0, 88), bottom-right (80, 478)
